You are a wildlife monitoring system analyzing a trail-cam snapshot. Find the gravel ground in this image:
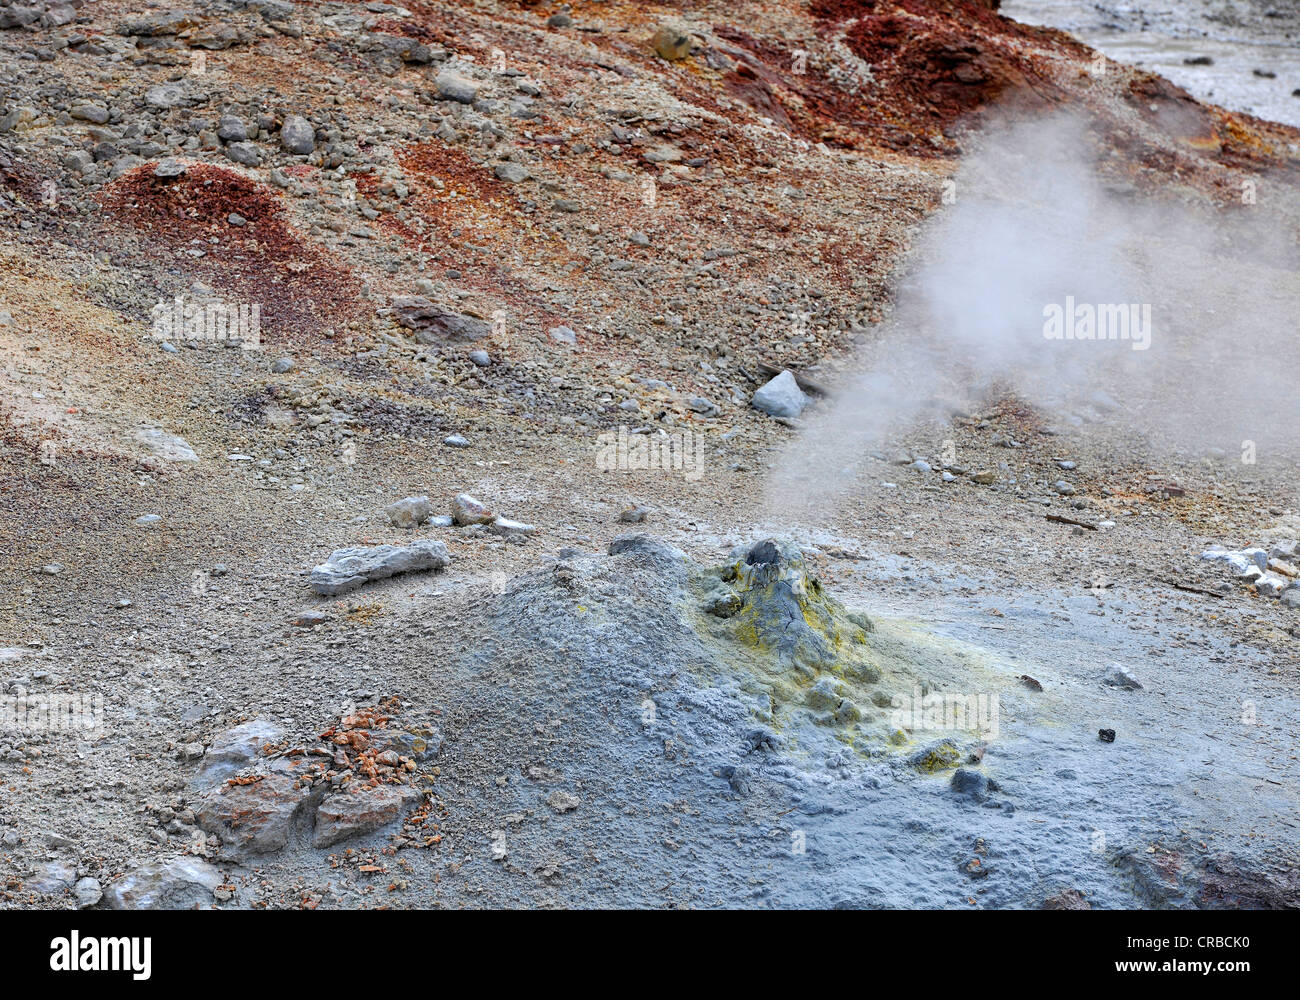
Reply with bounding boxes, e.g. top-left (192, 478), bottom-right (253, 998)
top-left (1, 0), bottom-right (1298, 909)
